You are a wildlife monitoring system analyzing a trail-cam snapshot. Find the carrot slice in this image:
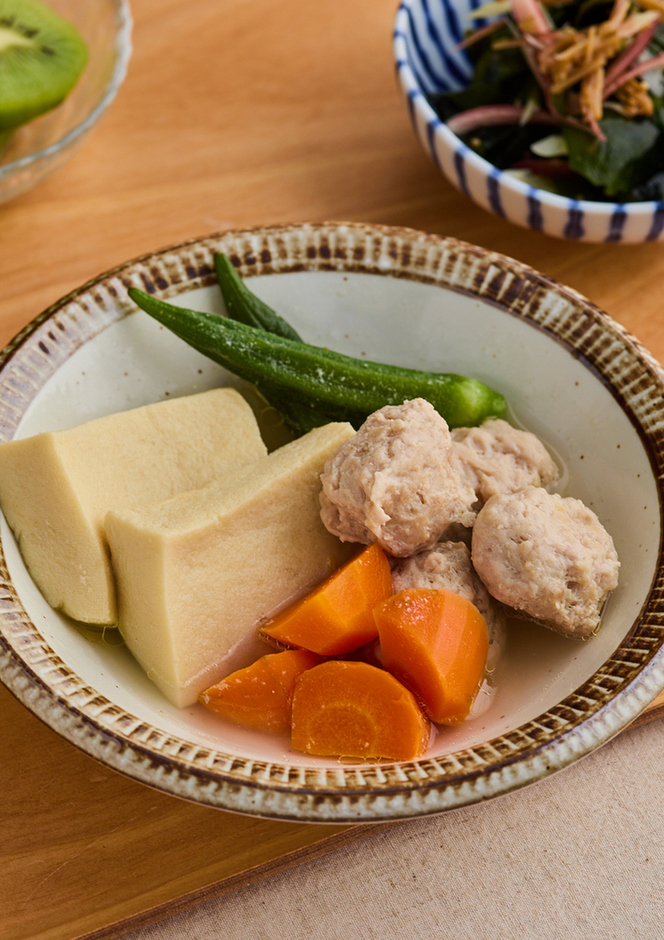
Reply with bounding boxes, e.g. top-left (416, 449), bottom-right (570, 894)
top-left (291, 660), bottom-right (431, 760)
top-left (260, 542), bottom-right (392, 656)
top-left (199, 648), bottom-right (321, 734)
top-left (374, 588), bottom-right (489, 725)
